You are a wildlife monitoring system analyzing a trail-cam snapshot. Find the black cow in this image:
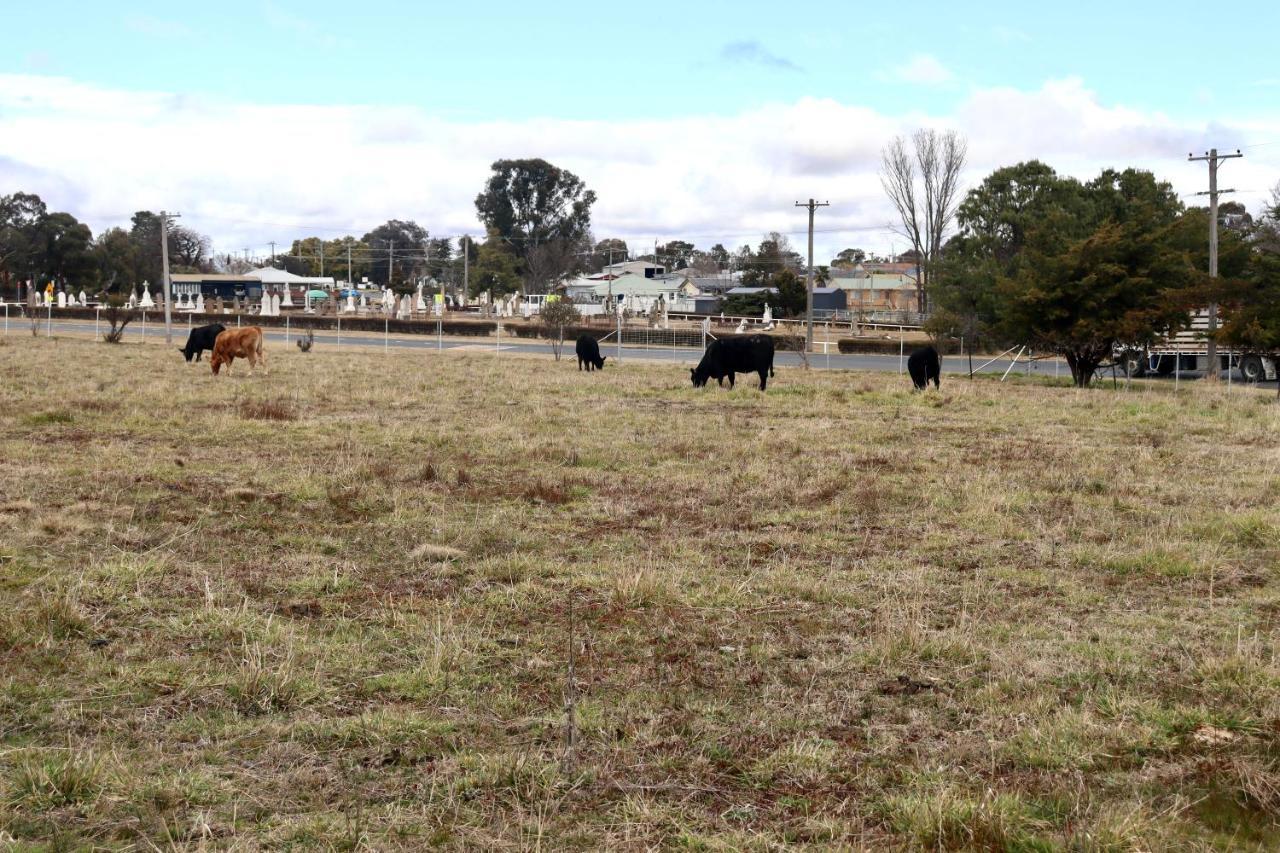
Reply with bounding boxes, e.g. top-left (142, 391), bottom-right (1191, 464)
top-left (179, 323), bottom-right (227, 363)
top-left (575, 335), bottom-right (607, 371)
top-left (690, 334), bottom-right (776, 391)
top-left (907, 345), bottom-right (941, 390)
